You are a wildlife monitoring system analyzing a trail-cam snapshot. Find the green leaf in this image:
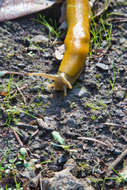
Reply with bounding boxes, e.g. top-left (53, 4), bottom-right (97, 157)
top-left (24, 161), bottom-right (29, 169)
top-left (20, 147), bottom-right (27, 156)
top-left (52, 131), bottom-right (65, 145)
